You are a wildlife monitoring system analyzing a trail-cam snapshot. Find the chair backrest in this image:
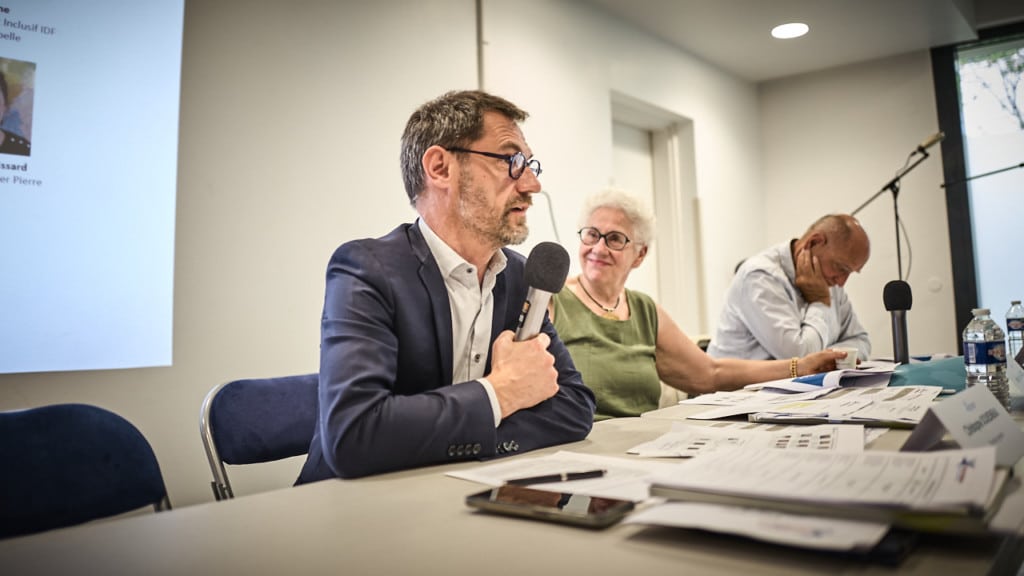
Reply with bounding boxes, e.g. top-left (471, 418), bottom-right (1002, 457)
top-left (200, 373), bottom-right (319, 500)
top-left (0, 403), bottom-right (171, 539)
